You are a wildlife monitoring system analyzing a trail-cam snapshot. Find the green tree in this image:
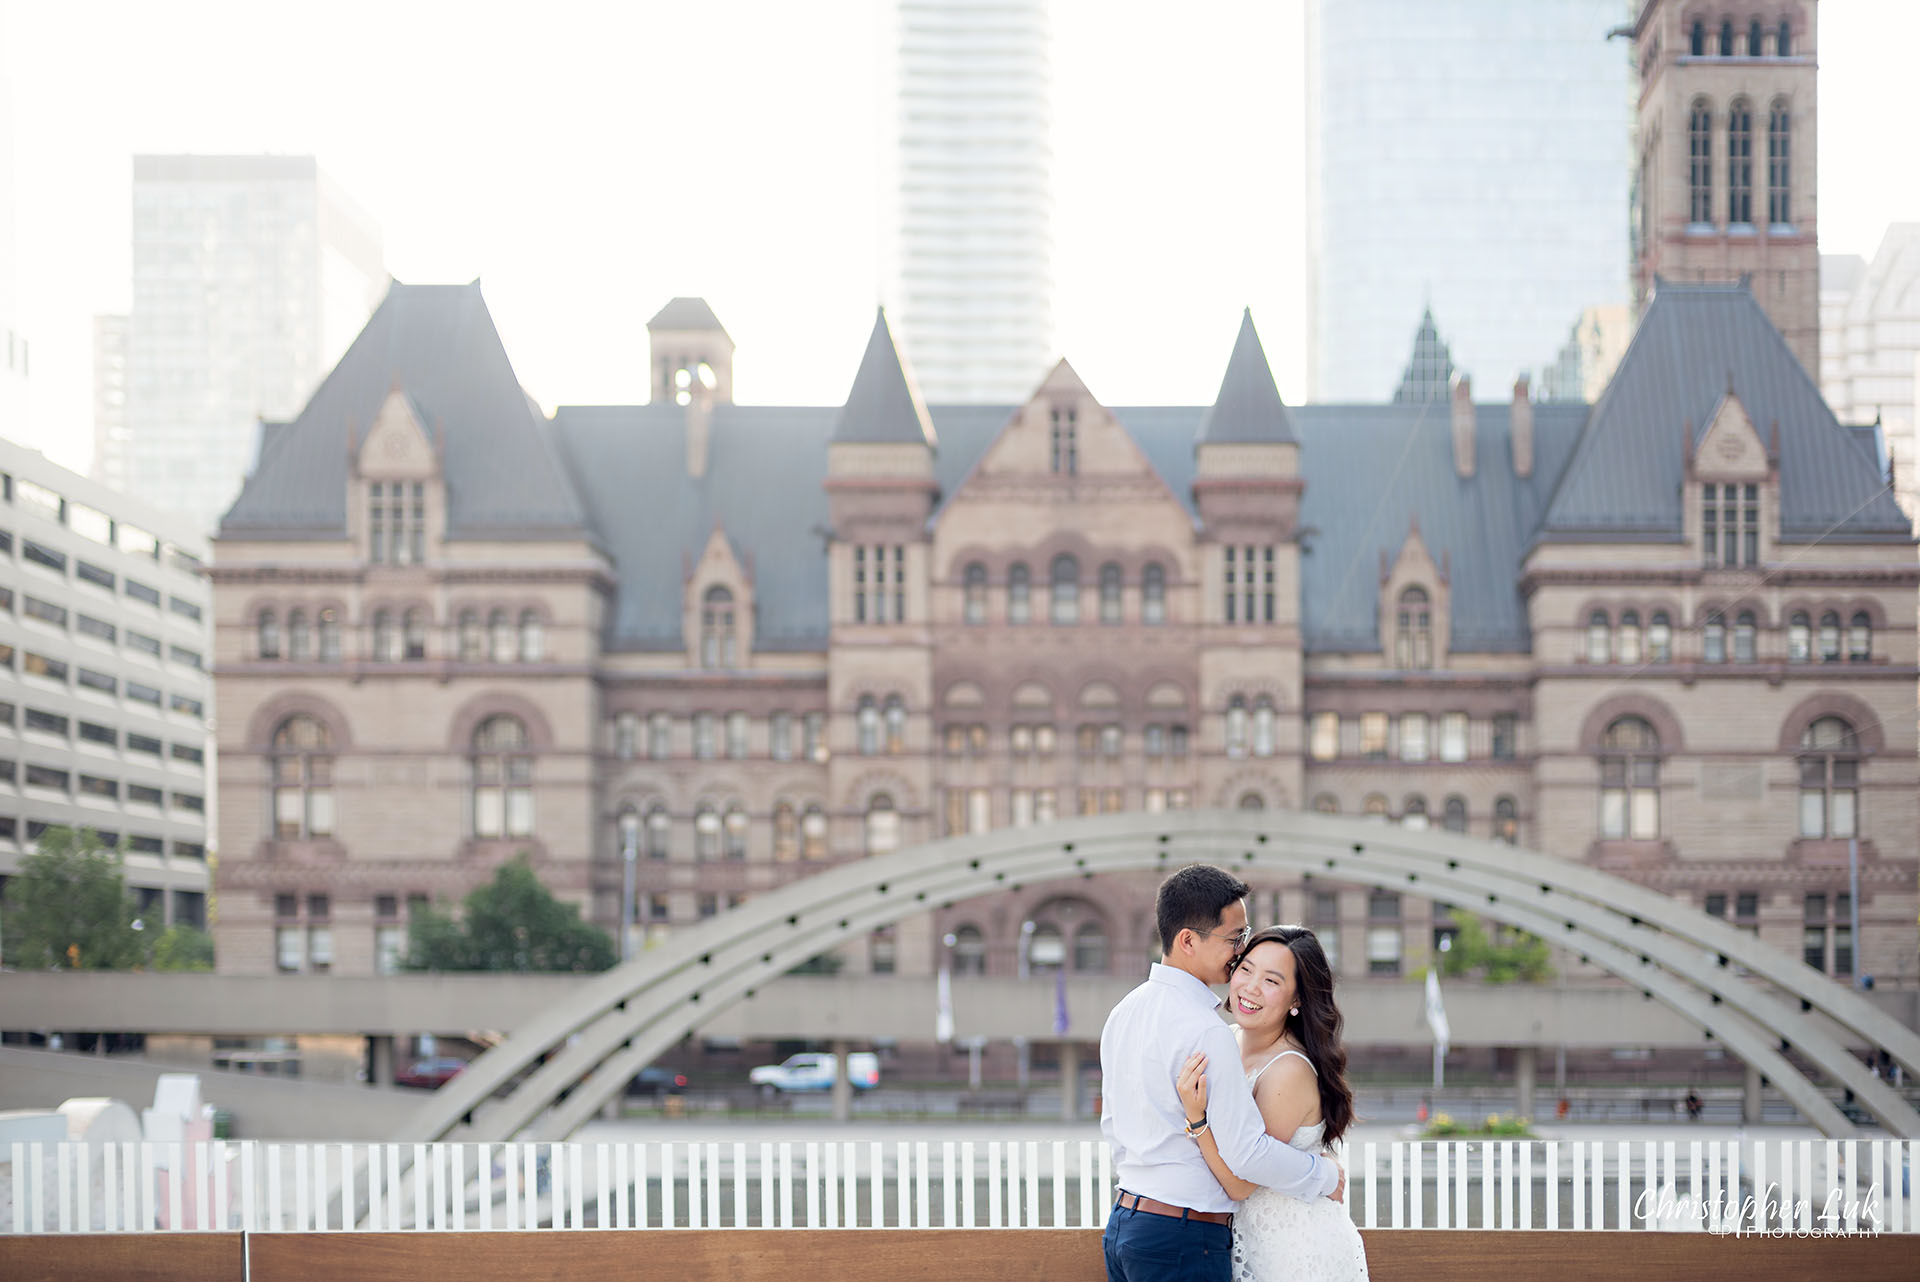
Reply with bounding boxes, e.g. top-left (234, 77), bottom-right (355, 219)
top-left (404, 855), bottom-right (615, 973)
top-left (0, 827), bottom-right (144, 970)
top-left (1438, 911), bottom-right (1554, 984)
top-left (153, 924), bottom-right (217, 971)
